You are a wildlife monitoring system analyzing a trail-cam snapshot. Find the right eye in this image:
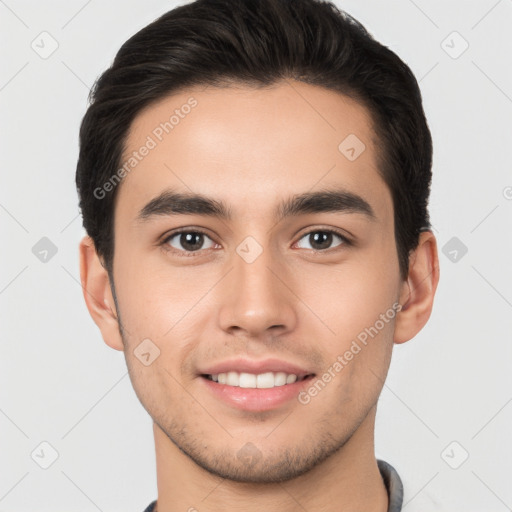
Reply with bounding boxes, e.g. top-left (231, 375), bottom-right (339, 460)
top-left (161, 229), bottom-right (218, 256)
